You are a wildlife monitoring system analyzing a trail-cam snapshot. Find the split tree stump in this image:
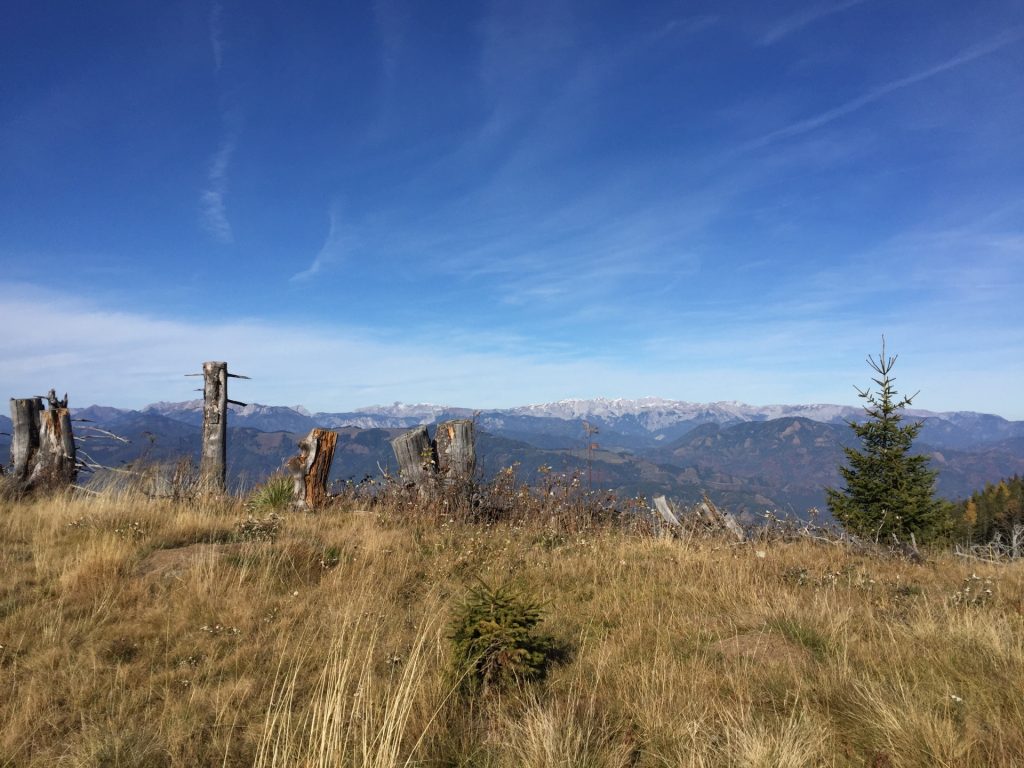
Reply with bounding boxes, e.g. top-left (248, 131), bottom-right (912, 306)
top-left (286, 428), bottom-right (338, 510)
top-left (390, 420), bottom-right (476, 487)
top-left (696, 496), bottom-right (746, 542)
top-left (8, 390), bottom-right (76, 490)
